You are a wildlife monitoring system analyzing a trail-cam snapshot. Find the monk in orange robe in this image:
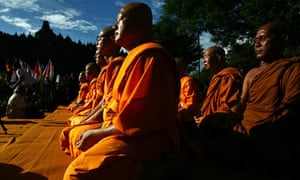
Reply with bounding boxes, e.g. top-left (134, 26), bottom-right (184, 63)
top-left (63, 3), bottom-right (180, 180)
top-left (176, 57), bottom-right (202, 133)
top-left (60, 26), bottom-right (124, 157)
top-left (194, 46), bottom-right (243, 128)
top-left (67, 62), bottom-right (99, 125)
top-left (72, 62), bottom-right (100, 116)
top-left (234, 24), bottom-right (300, 178)
top-left (67, 71), bottom-right (88, 111)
